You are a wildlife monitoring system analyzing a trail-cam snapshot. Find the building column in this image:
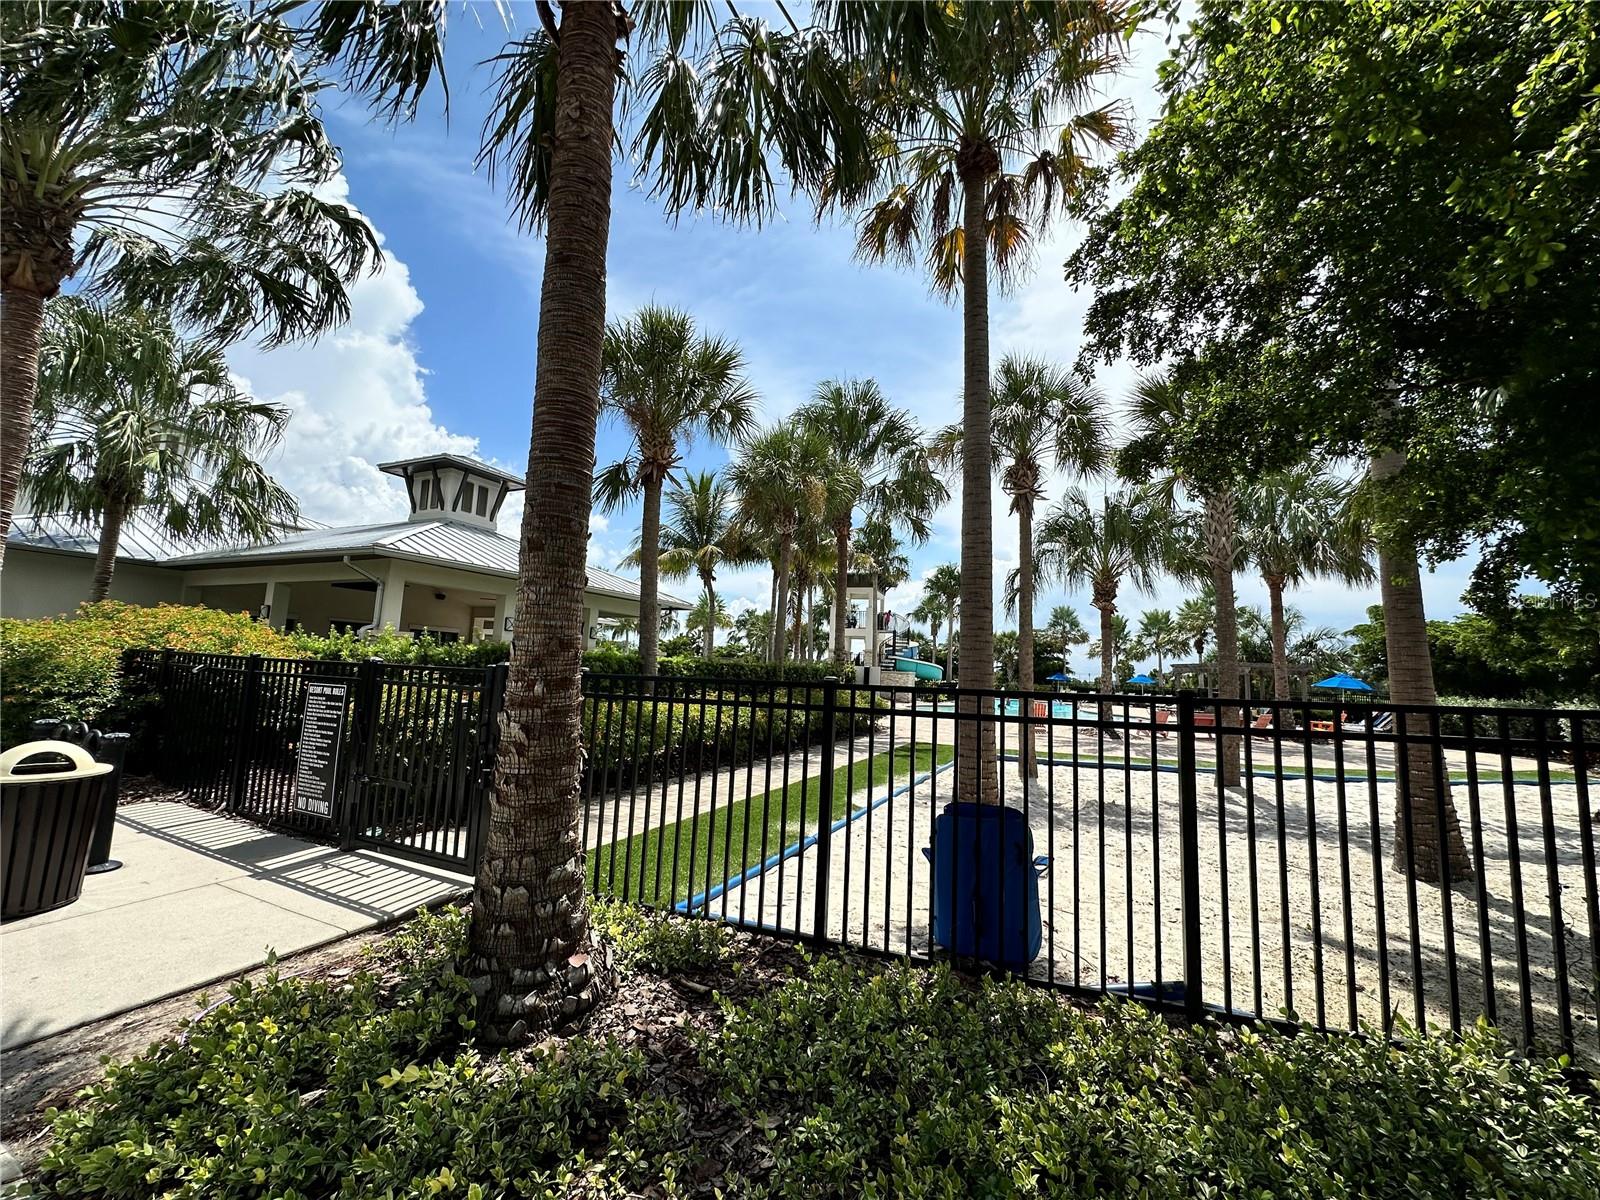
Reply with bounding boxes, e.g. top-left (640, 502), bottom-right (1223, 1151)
top-left (493, 591), bottom-right (515, 643)
top-left (375, 565), bottom-right (406, 633)
top-left (261, 580), bottom-right (292, 629)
